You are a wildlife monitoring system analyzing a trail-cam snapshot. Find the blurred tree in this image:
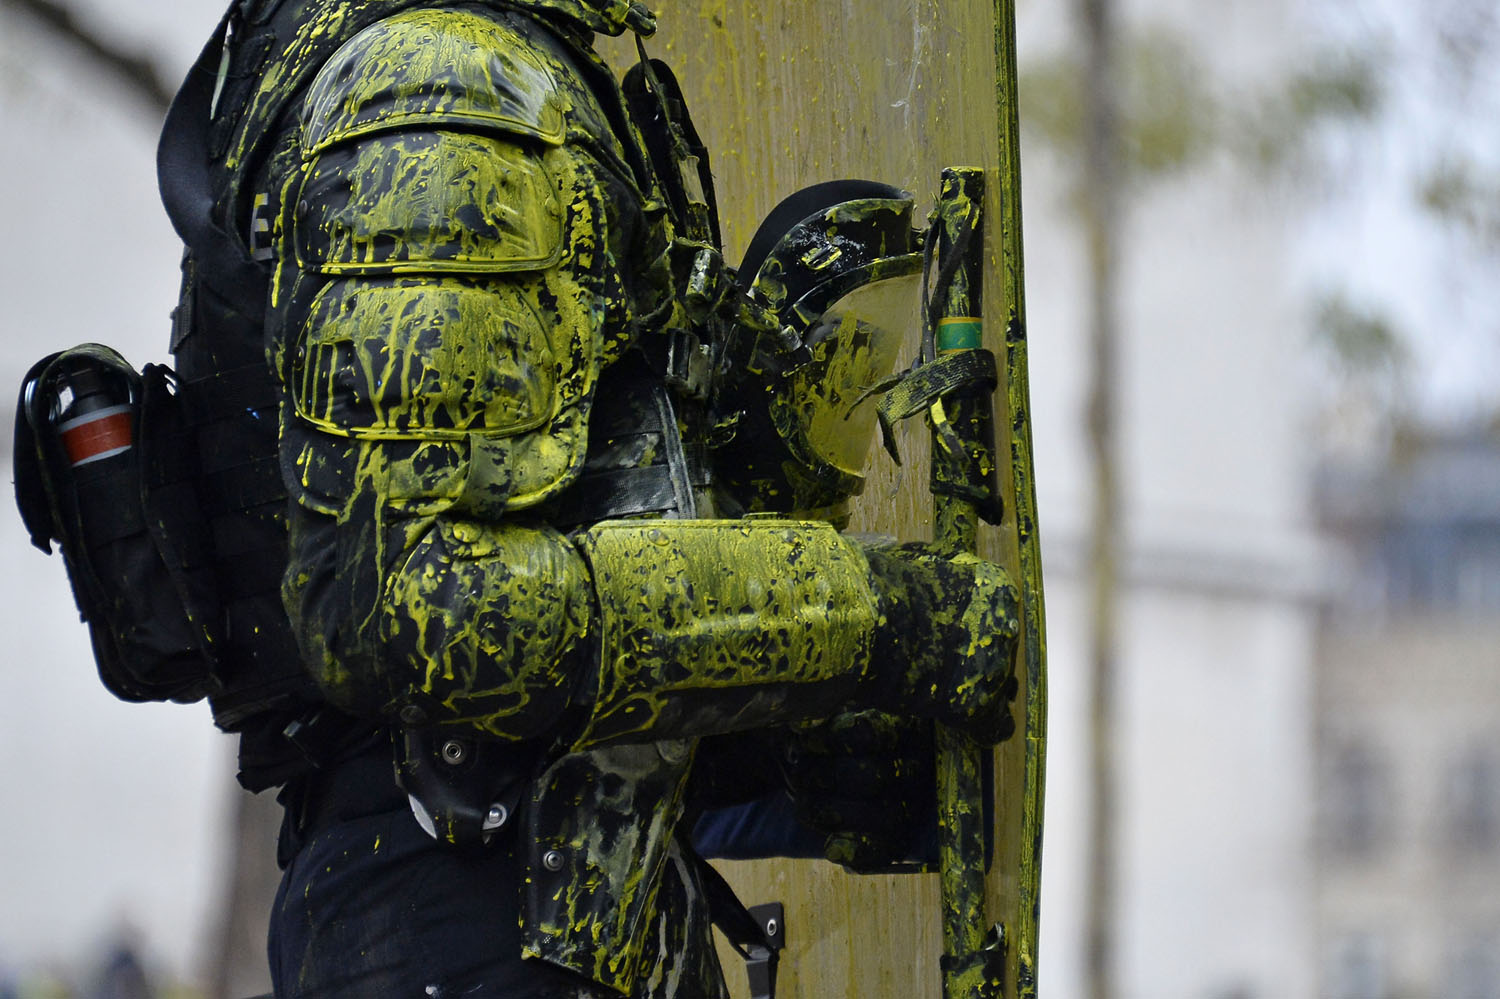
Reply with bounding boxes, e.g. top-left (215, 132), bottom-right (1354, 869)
top-left (1302, 0), bottom-right (1500, 439)
top-left (1073, 3), bottom-right (1122, 999)
top-left (206, 788), bottom-right (280, 999)
top-left (2, 0), bottom-right (173, 111)
top-left (1021, 22), bottom-right (1382, 191)
top-left (1420, 162), bottom-right (1500, 252)
top-left (1024, 11), bottom-right (1383, 999)
top-left (1311, 292), bottom-right (1411, 457)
